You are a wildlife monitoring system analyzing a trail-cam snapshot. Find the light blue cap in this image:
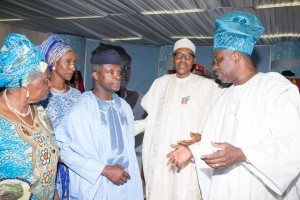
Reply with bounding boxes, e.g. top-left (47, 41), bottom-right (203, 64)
top-left (213, 11), bottom-right (265, 56)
